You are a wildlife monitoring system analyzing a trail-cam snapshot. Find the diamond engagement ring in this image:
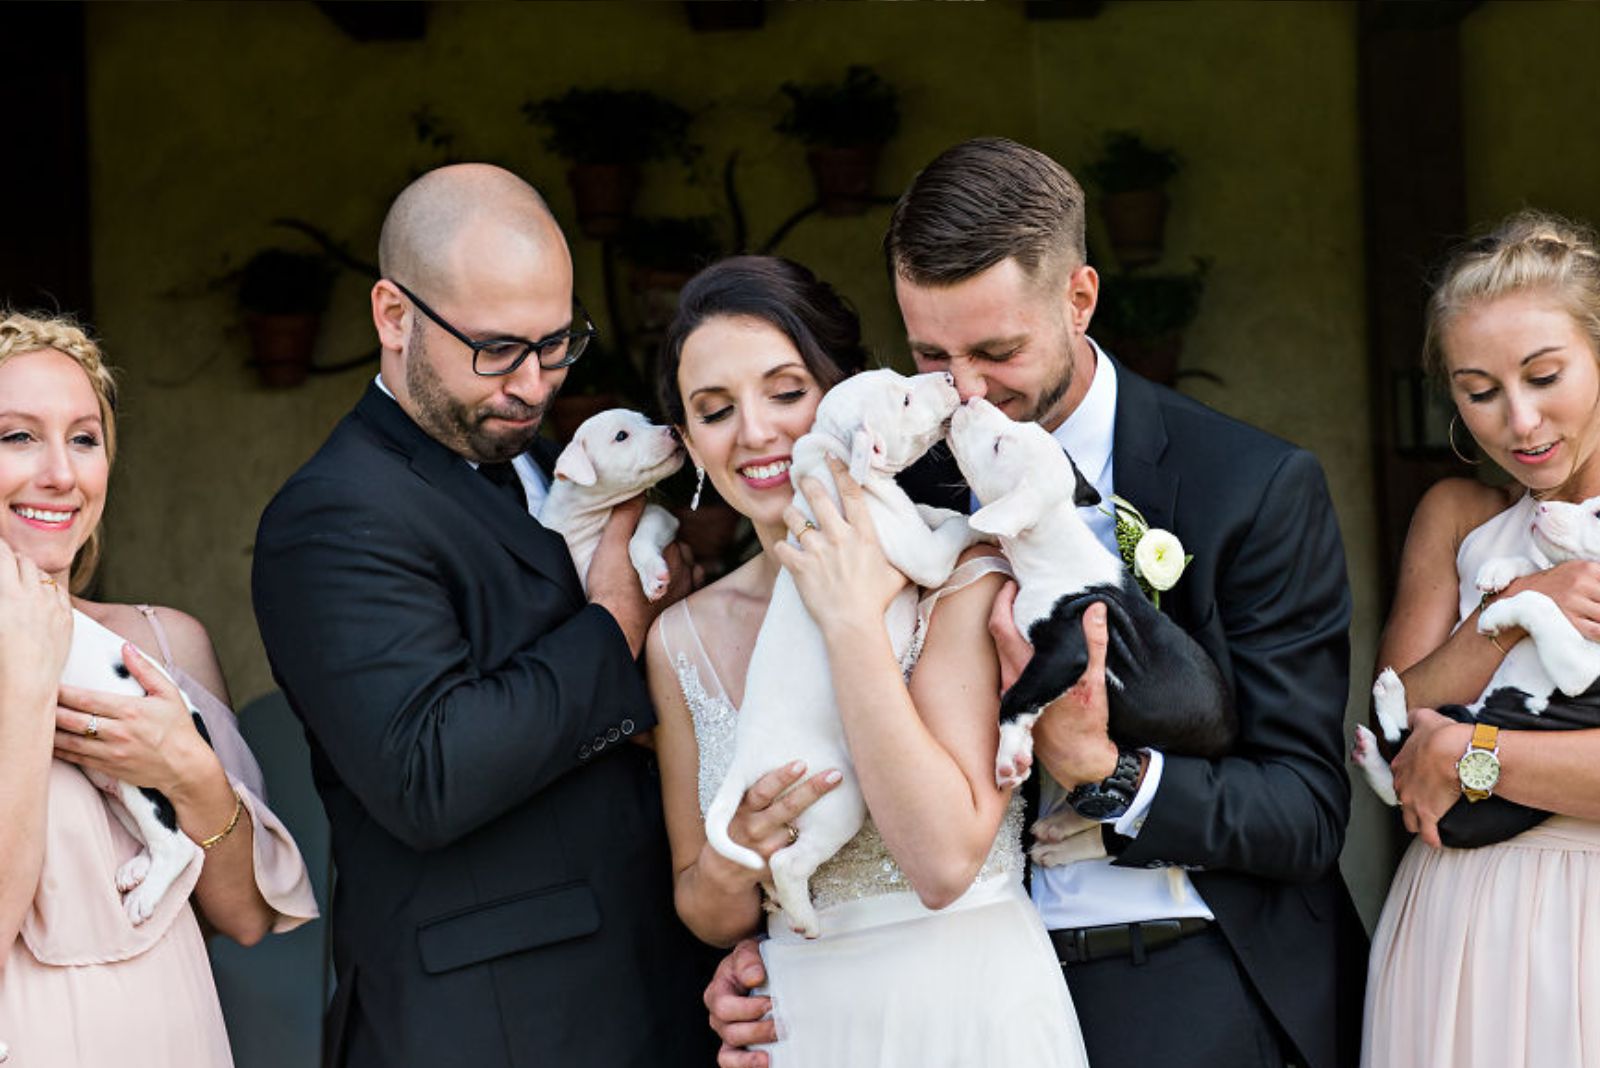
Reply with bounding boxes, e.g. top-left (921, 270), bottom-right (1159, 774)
top-left (84, 714), bottom-right (100, 740)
